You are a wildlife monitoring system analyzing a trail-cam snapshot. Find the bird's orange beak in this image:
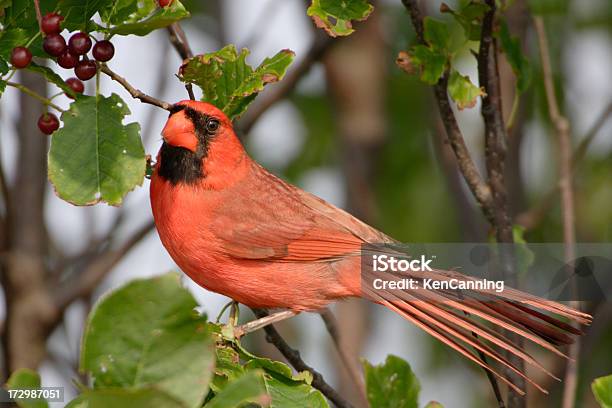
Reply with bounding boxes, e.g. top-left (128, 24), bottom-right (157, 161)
top-left (161, 111), bottom-right (198, 152)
